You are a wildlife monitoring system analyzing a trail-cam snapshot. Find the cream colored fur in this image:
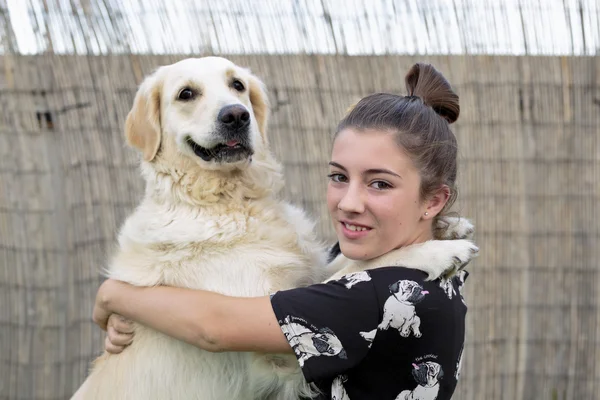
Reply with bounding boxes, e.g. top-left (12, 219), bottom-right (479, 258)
top-left (72, 56), bottom-right (478, 400)
top-left (326, 217), bottom-right (479, 283)
top-left (73, 57), bottom-right (326, 400)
